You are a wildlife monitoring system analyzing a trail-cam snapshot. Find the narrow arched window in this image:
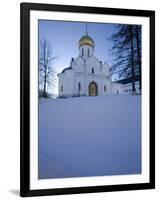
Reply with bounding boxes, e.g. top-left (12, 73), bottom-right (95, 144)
top-left (78, 82), bottom-right (81, 91)
top-left (82, 48), bottom-right (84, 57)
top-left (61, 85), bottom-right (63, 92)
top-left (88, 48), bottom-right (90, 56)
top-left (104, 85), bottom-right (106, 92)
top-left (92, 68), bottom-right (94, 74)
